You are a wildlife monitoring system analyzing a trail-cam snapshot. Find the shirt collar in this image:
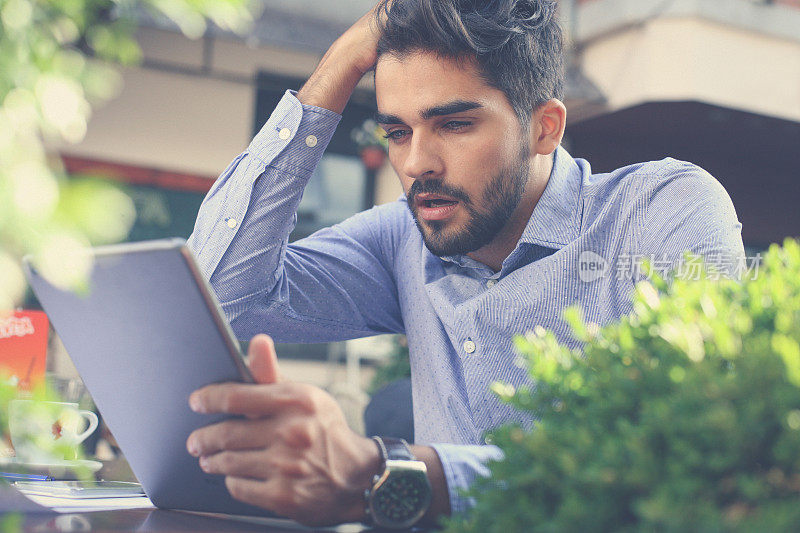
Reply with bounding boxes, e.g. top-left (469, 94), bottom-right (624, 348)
top-left (518, 145), bottom-right (583, 250)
